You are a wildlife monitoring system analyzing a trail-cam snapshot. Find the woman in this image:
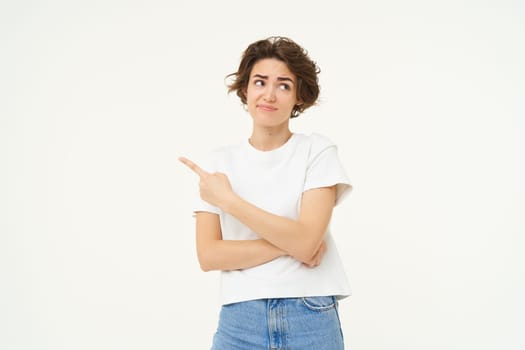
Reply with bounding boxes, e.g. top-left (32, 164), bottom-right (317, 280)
top-left (180, 36), bottom-right (352, 350)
